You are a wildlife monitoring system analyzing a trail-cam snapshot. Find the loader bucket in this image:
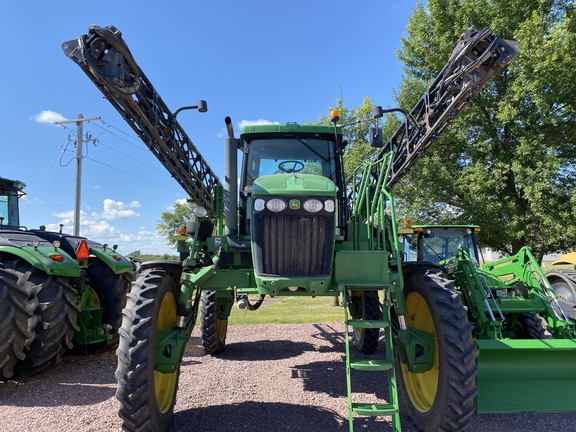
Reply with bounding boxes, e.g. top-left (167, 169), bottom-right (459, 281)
top-left (475, 339), bottom-right (576, 413)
